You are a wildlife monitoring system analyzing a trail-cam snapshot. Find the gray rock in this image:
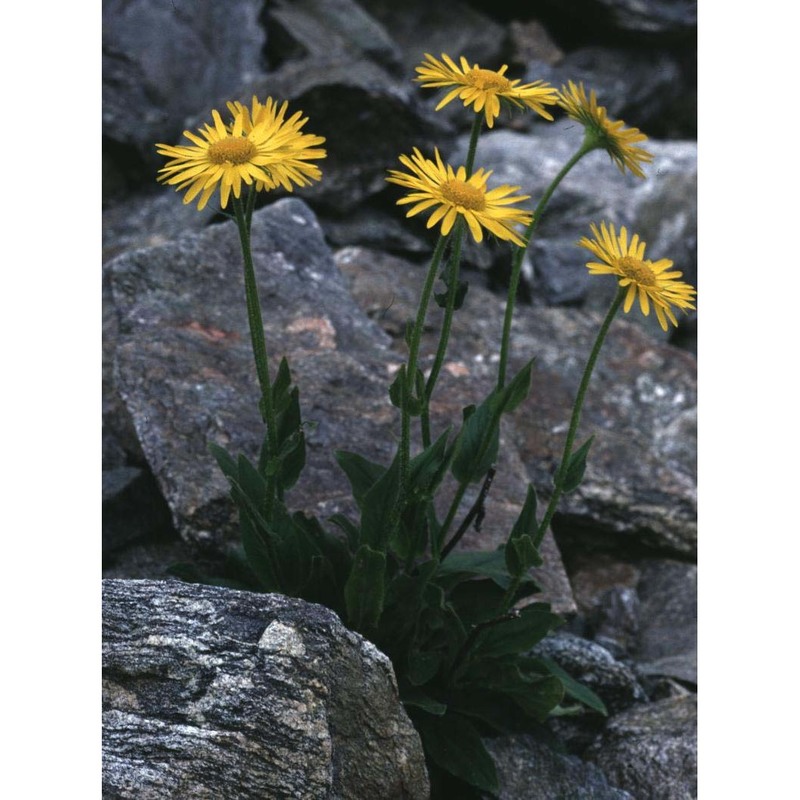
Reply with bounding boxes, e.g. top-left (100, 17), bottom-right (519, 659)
top-left (102, 0), bottom-right (265, 156)
top-left (508, 20), bottom-right (565, 68)
top-left (531, 633), bottom-right (647, 716)
top-left (266, 0), bottom-right (402, 74)
top-left (235, 57), bottom-right (448, 214)
top-left (102, 466), bottom-right (173, 555)
top-left (103, 191), bottom-right (216, 265)
top-left (359, 0), bottom-right (507, 81)
top-left (335, 246), bottom-right (696, 556)
top-left (585, 695), bottom-right (697, 800)
top-left (485, 734), bottom-right (634, 799)
top-left (633, 560), bottom-right (697, 685)
top-left (107, 201), bottom-right (575, 611)
top-left (524, 46), bottom-right (684, 134)
top-left (537, 0), bottom-right (696, 38)
top-left (102, 578), bottom-right (429, 799)
top-left (587, 0), bottom-right (697, 36)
